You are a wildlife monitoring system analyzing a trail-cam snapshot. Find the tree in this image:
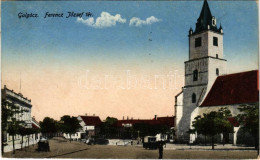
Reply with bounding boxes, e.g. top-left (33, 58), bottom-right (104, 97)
top-left (60, 115), bottom-right (82, 142)
top-left (2, 100), bottom-right (27, 154)
top-left (216, 108), bottom-right (233, 146)
top-left (7, 119), bottom-right (23, 154)
top-left (18, 126), bottom-right (27, 151)
top-left (190, 108), bottom-right (233, 149)
top-left (133, 123), bottom-right (170, 139)
top-left (100, 117), bottom-right (118, 138)
top-left (25, 128), bottom-right (34, 148)
top-left (1, 99), bottom-right (13, 154)
top-left (40, 117), bottom-right (59, 138)
top-left (236, 103), bottom-right (259, 150)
